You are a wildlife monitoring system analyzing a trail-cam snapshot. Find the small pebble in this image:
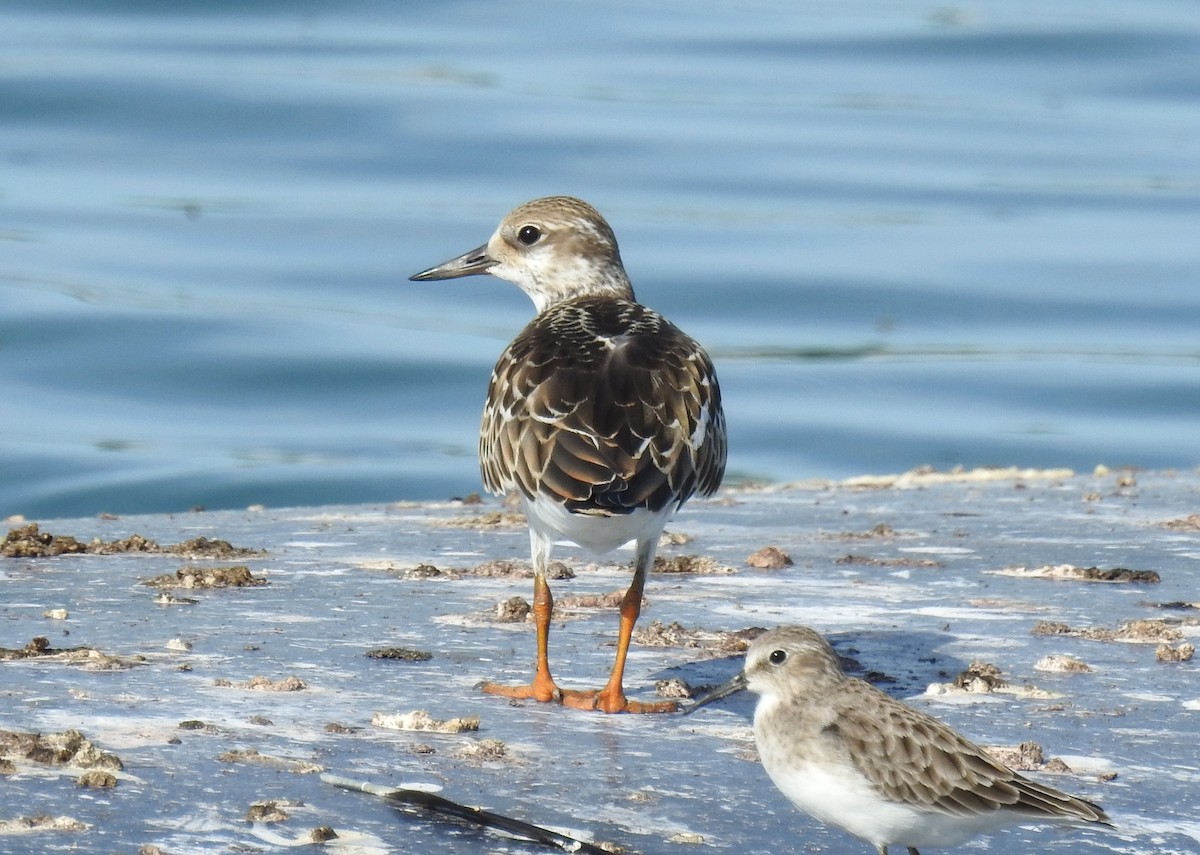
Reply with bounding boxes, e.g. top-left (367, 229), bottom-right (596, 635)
top-left (495, 596), bottom-right (532, 622)
top-left (78, 770), bottom-right (118, 788)
top-left (1033, 654), bottom-right (1092, 673)
top-left (1157, 642), bottom-right (1195, 662)
top-left (746, 546), bottom-right (793, 569)
top-left (310, 826), bottom-right (338, 843)
top-left (655, 678), bottom-right (692, 699)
